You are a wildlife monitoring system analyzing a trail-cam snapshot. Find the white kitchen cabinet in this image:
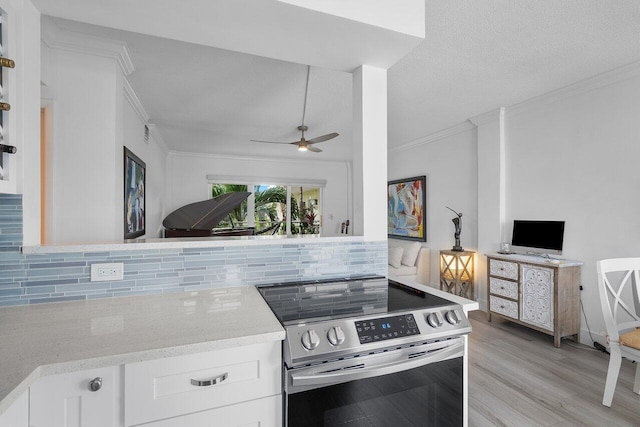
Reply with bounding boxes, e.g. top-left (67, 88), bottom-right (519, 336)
top-left (29, 366), bottom-right (123, 427)
top-left (138, 394), bottom-right (282, 427)
top-left (124, 341), bottom-right (281, 426)
top-left (0, 390), bottom-right (28, 427)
